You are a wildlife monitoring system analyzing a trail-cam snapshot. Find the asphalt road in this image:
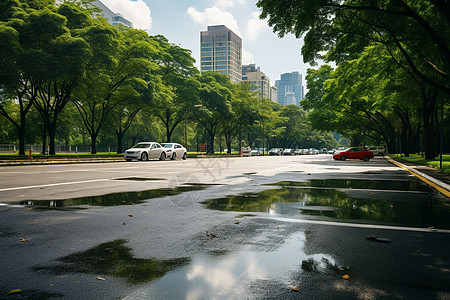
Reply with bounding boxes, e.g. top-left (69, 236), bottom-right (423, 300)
top-left (0, 155), bottom-right (449, 299)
